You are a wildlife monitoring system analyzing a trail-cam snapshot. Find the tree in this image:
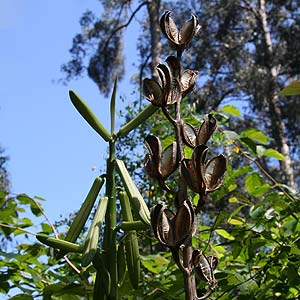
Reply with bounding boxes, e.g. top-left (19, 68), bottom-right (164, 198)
top-left (0, 146), bottom-right (9, 192)
top-left (2, 2), bottom-right (300, 300)
top-left (62, 0), bottom-right (300, 189)
top-left (176, 0), bottom-right (299, 189)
